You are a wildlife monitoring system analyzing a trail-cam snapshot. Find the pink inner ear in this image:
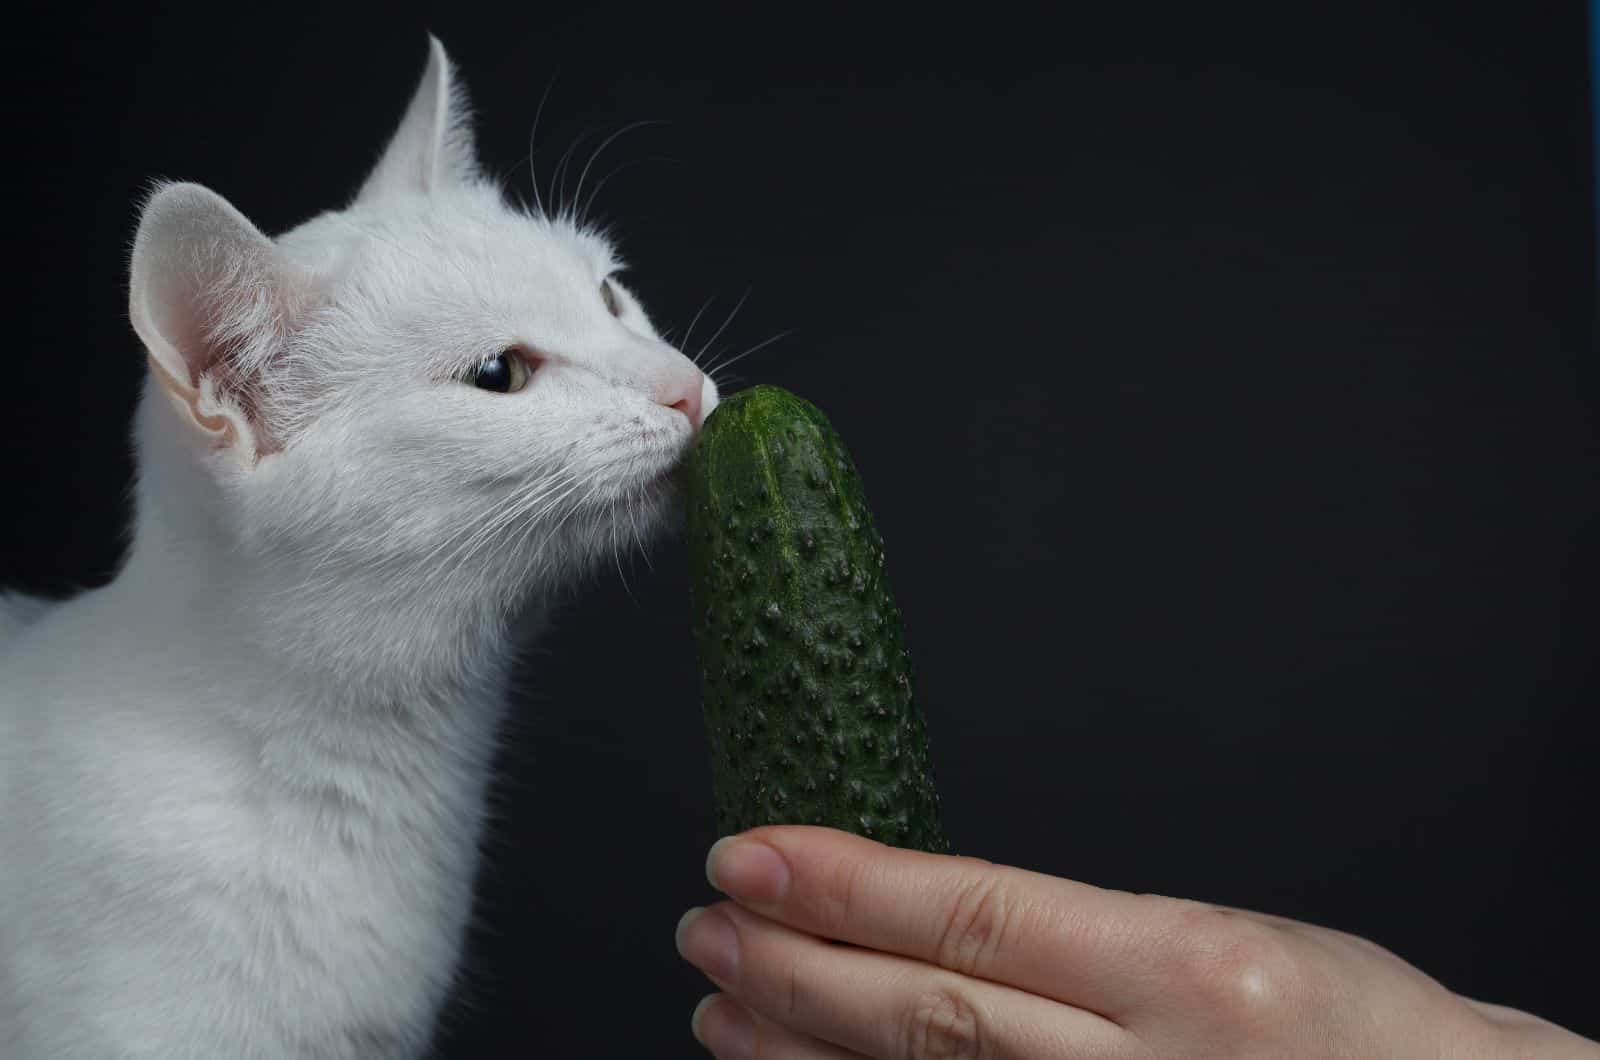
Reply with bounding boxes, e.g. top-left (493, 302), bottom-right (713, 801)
top-left (130, 184), bottom-right (316, 461)
top-left (170, 312), bottom-right (223, 389)
top-left (145, 250), bottom-right (278, 390)
top-left (147, 354), bottom-right (240, 452)
top-left (140, 283), bottom-right (273, 458)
